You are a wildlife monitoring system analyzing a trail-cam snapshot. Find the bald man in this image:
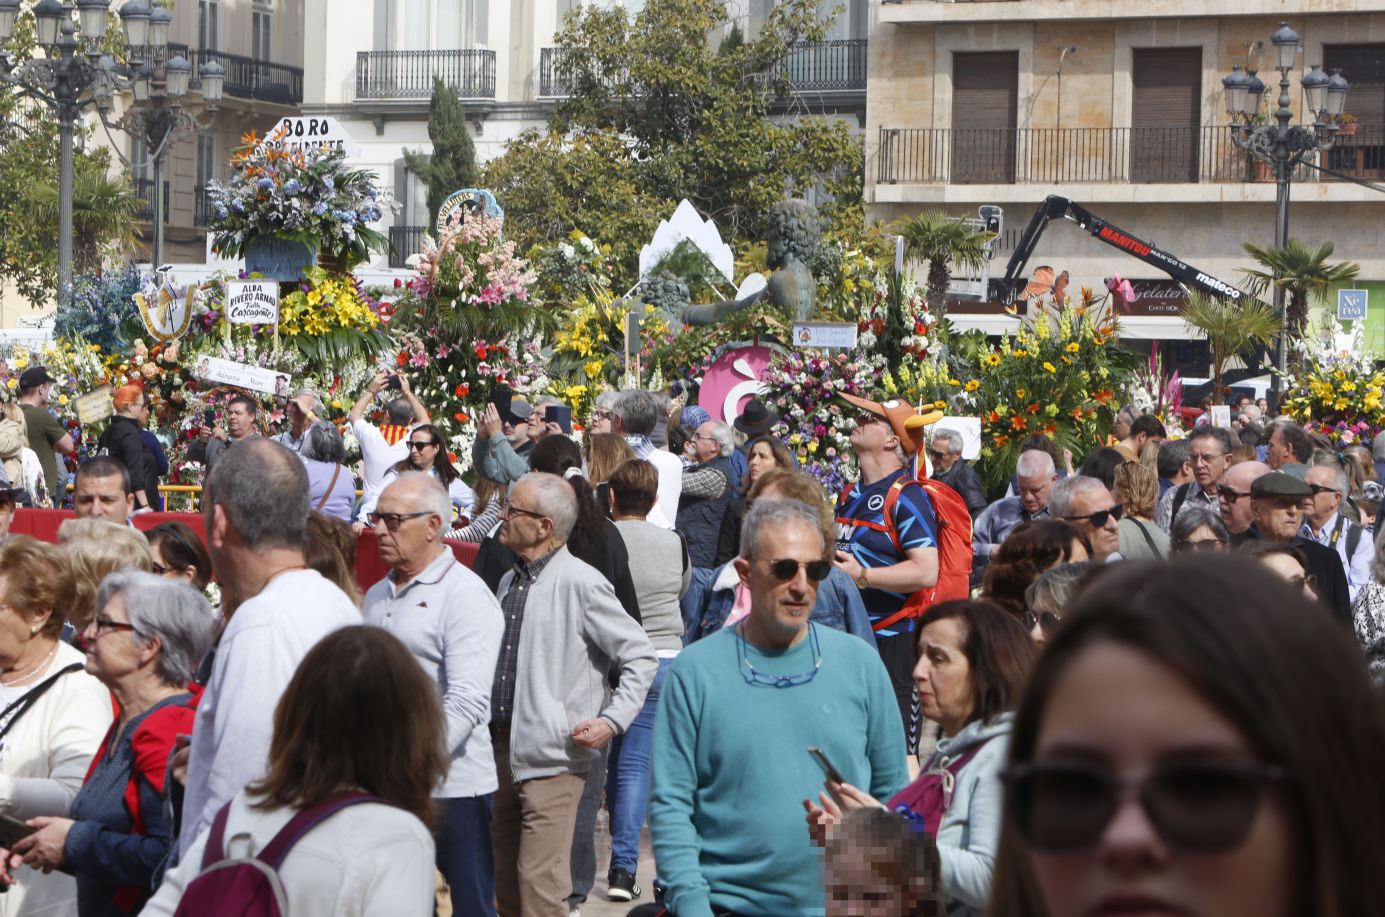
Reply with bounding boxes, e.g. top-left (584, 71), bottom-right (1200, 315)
top-left (1218, 460), bottom-right (1271, 545)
